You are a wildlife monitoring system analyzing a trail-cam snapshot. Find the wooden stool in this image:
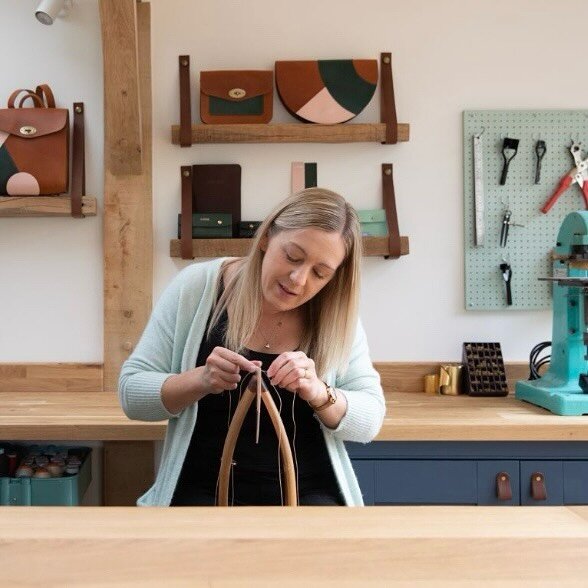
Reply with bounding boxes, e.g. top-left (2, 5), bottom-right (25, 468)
top-left (217, 371), bottom-right (298, 506)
